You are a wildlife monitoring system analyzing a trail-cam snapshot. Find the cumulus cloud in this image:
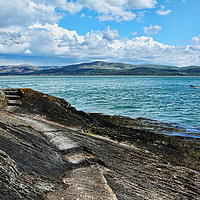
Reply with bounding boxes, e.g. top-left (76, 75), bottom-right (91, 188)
top-left (1, 23), bottom-right (200, 67)
top-left (0, 0), bottom-right (158, 31)
top-left (126, 0), bottom-right (157, 9)
top-left (0, 0), bottom-right (60, 28)
top-left (143, 24), bottom-right (163, 35)
top-left (59, 2), bottom-right (83, 14)
top-left (189, 34), bottom-right (200, 52)
top-left (156, 5), bottom-right (172, 16)
top-left (84, 0), bottom-right (157, 21)
top-left (0, 0), bottom-right (158, 37)
top-left (60, 0), bottom-right (158, 22)
top-left (102, 27), bottom-right (119, 41)
top-left (99, 12), bottom-right (136, 22)
top-left (192, 34), bottom-right (200, 45)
